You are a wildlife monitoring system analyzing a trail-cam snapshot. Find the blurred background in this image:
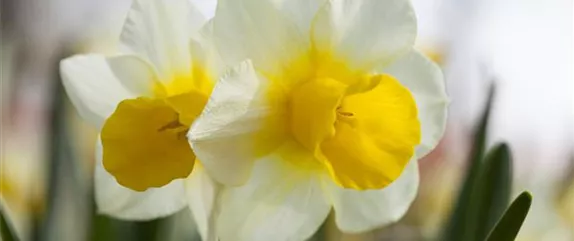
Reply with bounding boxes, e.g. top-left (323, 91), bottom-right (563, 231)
top-left (1, 0), bottom-right (572, 240)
